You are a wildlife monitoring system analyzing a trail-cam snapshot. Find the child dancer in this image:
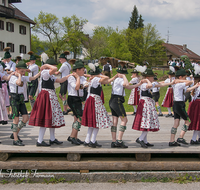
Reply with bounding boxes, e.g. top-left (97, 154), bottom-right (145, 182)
top-left (109, 62), bottom-right (143, 148)
top-left (132, 68), bottom-right (174, 148)
top-left (29, 58), bottom-right (70, 146)
top-left (169, 69), bottom-right (193, 146)
top-left (161, 66), bottom-right (175, 117)
top-left (186, 65), bottom-right (200, 144)
top-left (152, 75), bottom-right (163, 116)
top-left (67, 60), bottom-right (87, 145)
top-left (82, 63), bottom-right (112, 148)
top-left (128, 69), bottom-right (140, 115)
top-left (9, 61), bottom-right (41, 146)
